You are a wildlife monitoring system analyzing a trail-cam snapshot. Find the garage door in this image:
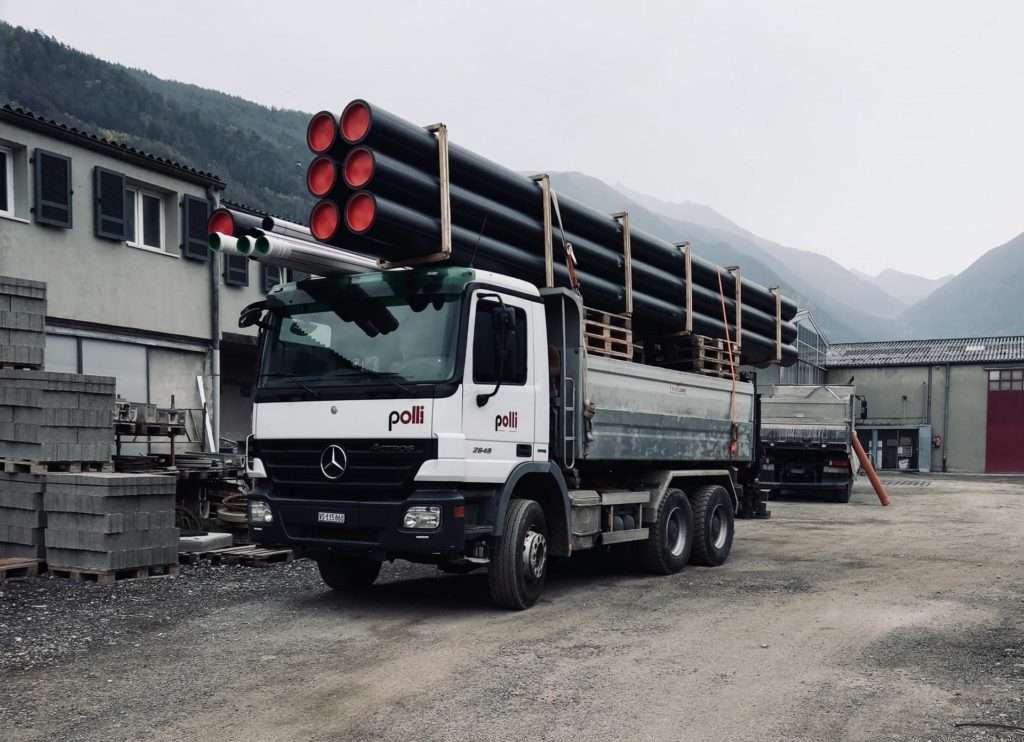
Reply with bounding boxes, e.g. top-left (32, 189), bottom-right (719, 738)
top-left (986, 369), bottom-right (1024, 473)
